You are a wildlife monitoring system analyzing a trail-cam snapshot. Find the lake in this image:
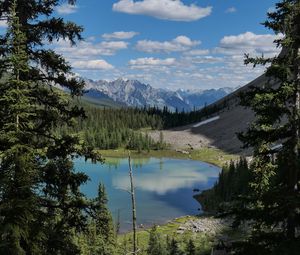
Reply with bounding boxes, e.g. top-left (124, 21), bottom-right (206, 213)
top-left (74, 157), bottom-right (220, 232)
